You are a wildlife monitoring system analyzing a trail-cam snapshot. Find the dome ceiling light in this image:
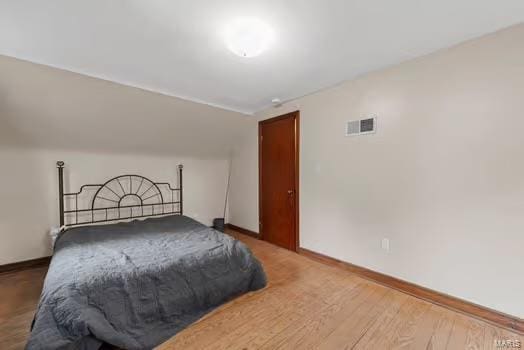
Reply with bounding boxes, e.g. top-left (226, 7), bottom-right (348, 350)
top-left (224, 18), bottom-right (274, 58)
